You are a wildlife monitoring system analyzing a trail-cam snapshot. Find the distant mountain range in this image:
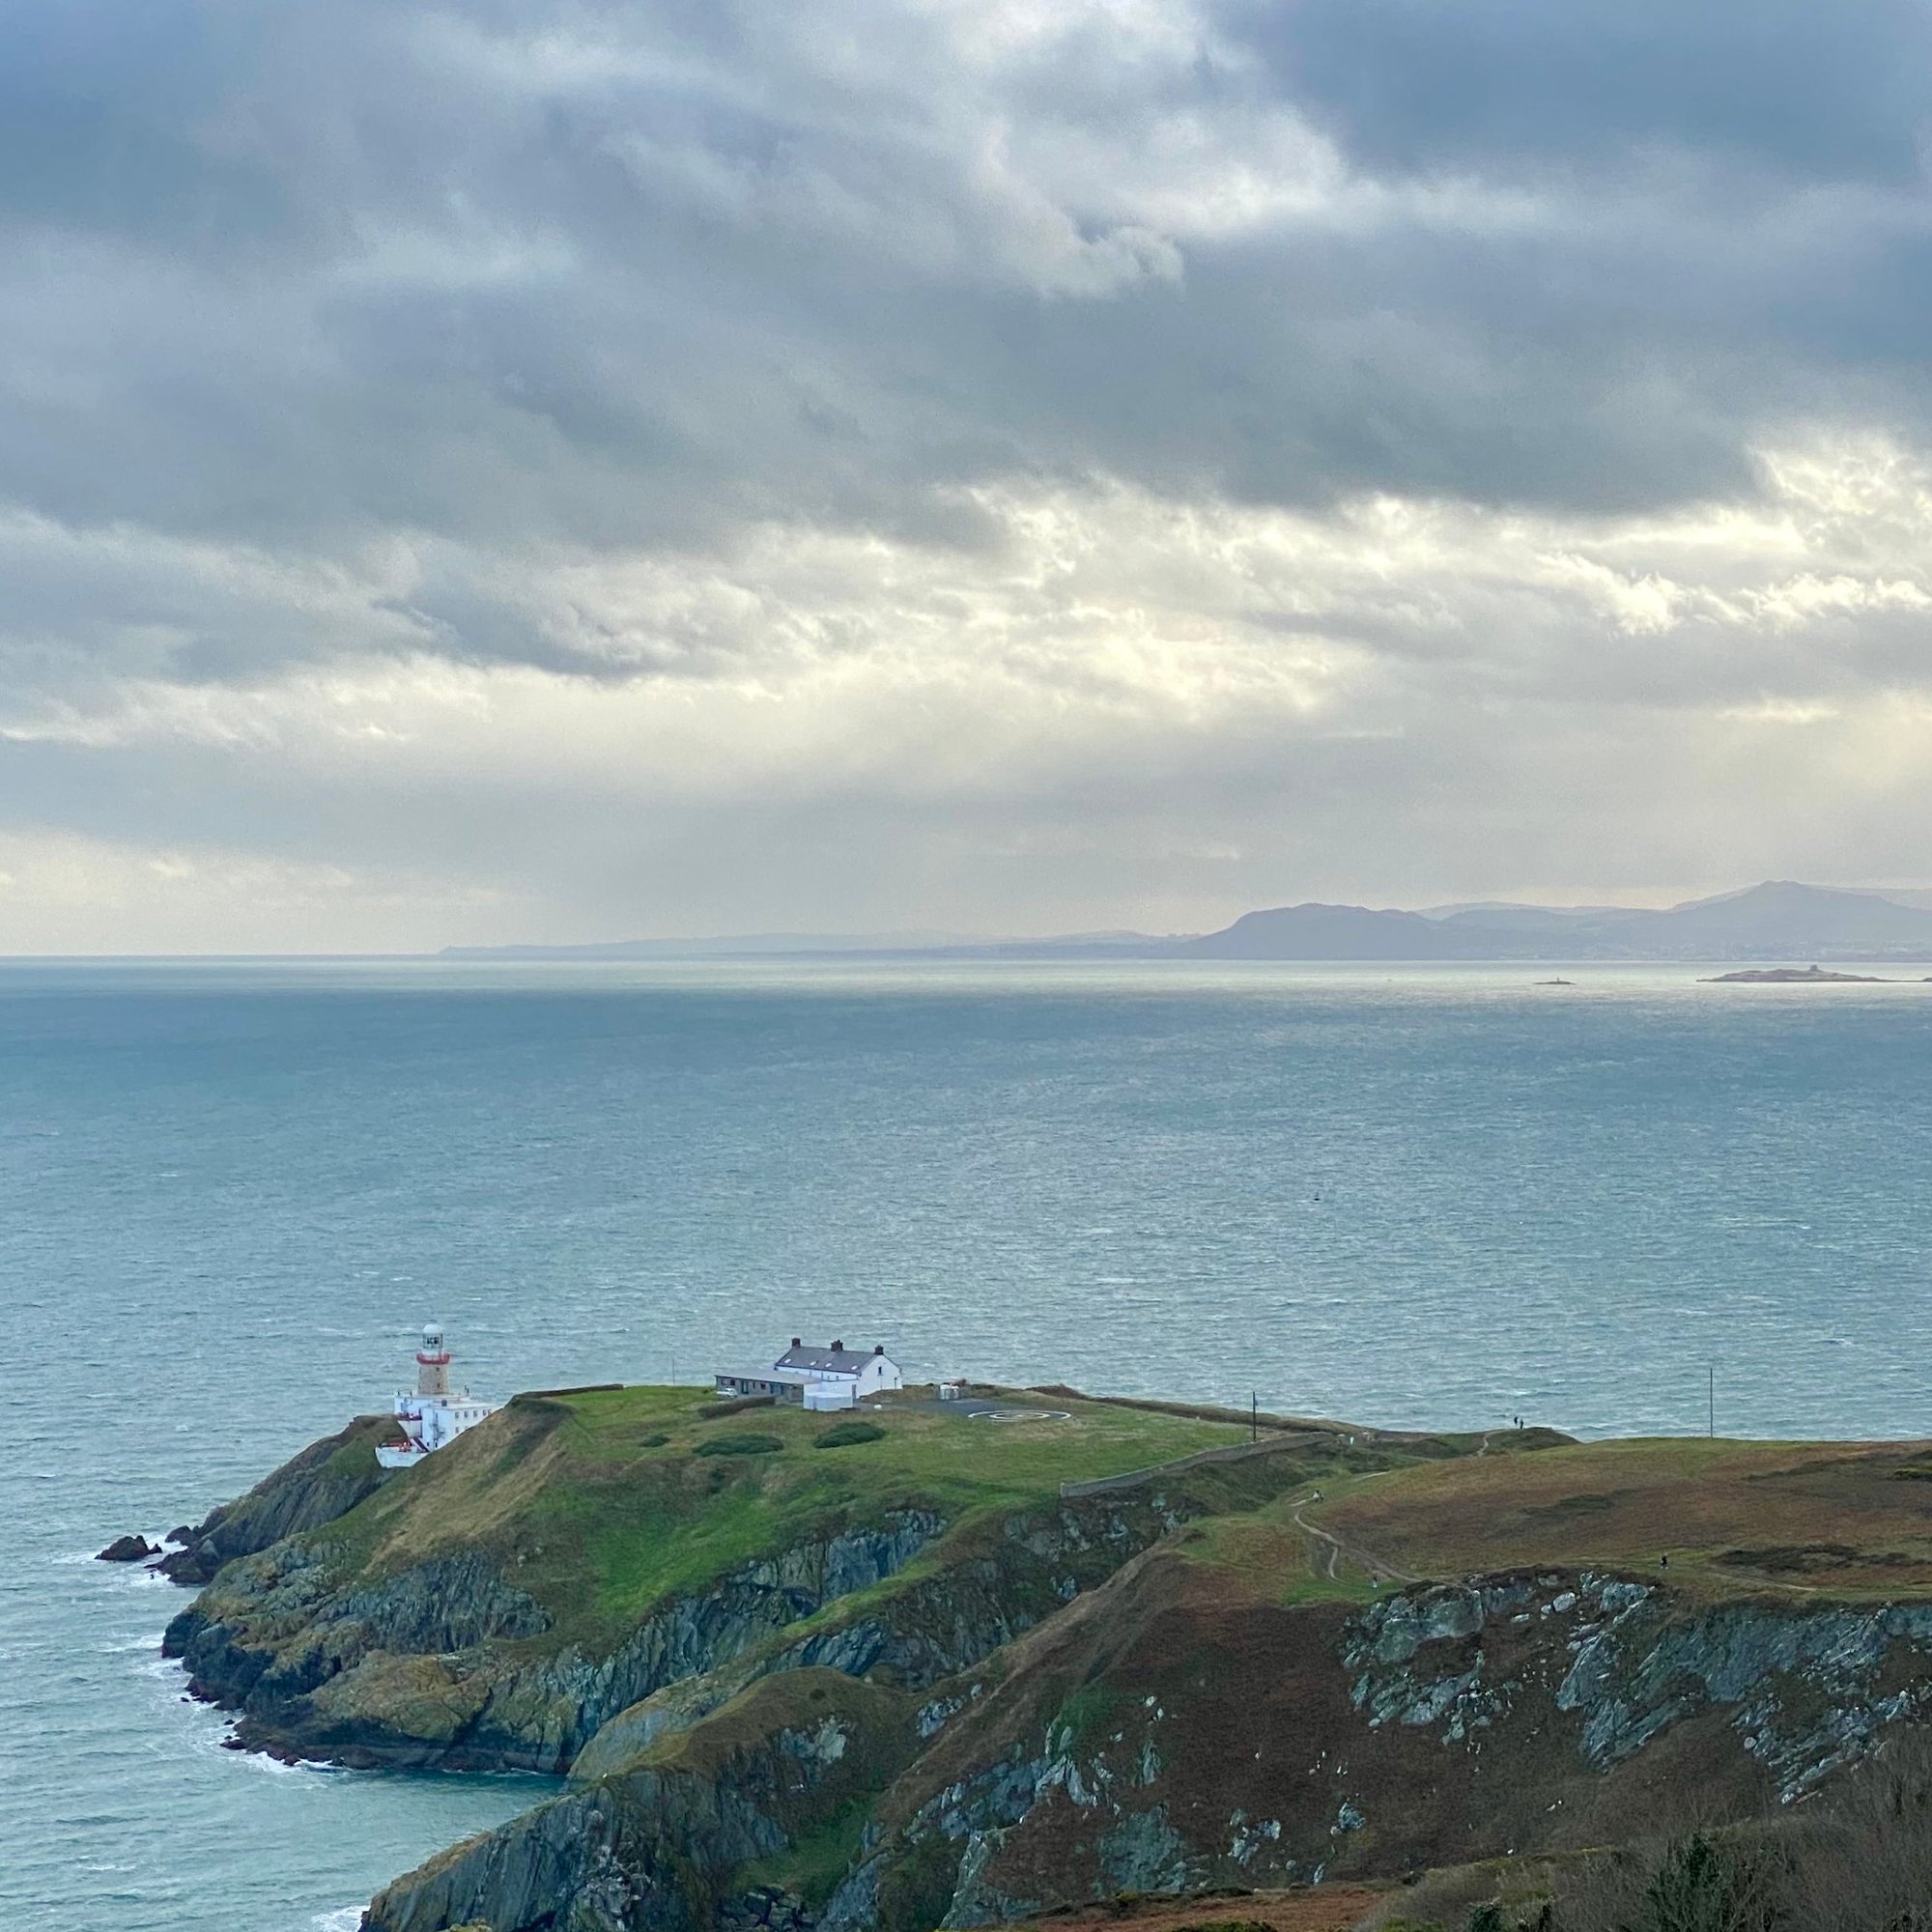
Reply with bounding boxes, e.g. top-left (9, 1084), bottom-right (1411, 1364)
top-left (445, 881), bottom-right (1932, 964)
top-left (1177, 882), bottom-right (1932, 961)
